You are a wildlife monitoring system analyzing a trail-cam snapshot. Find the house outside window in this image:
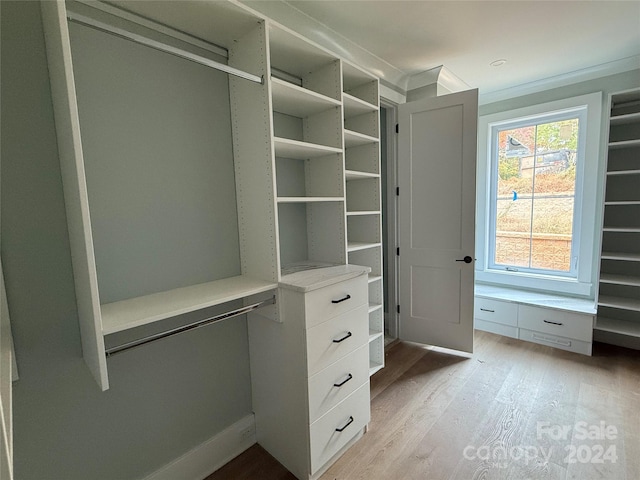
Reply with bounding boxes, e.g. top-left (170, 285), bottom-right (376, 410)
top-left (476, 93), bottom-right (603, 297)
